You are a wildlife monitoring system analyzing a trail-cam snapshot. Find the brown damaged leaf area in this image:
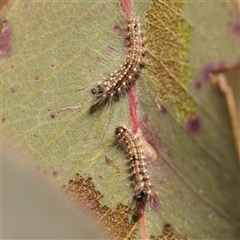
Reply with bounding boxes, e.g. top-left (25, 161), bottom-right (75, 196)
top-left (63, 174), bottom-right (189, 240)
top-left (62, 174), bottom-right (139, 239)
top-left (144, 0), bottom-right (194, 119)
top-left (151, 223), bottom-right (187, 240)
